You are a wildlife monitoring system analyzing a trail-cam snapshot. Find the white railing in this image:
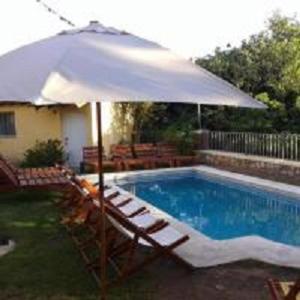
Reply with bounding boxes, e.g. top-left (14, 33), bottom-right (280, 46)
top-left (208, 131), bottom-right (300, 161)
